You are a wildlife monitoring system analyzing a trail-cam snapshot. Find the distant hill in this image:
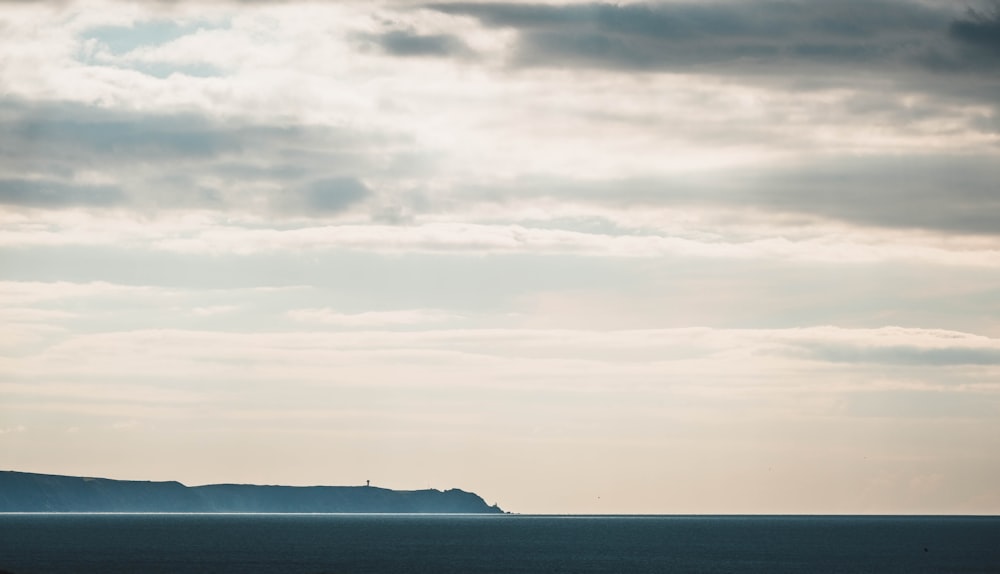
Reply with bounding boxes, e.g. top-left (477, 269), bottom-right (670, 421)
top-left (0, 471), bottom-right (504, 514)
